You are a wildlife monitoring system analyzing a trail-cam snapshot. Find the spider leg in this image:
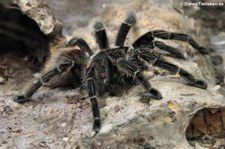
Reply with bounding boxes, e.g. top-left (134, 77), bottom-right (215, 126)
top-left (14, 60), bottom-right (75, 103)
top-left (132, 39), bottom-right (186, 60)
top-left (114, 58), bottom-right (162, 99)
top-left (153, 40), bottom-right (186, 60)
top-left (153, 58), bottom-right (207, 89)
top-left (66, 37), bottom-right (93, 56)
top-left (94, 22), bottom-right (109, 50)
top-left (153, 30), bottom-right (209, 54)
top-left (104, 58), bottom-right (113, 87)
top-left (115, 12), bottom-right (136, 47)
top-left (86, 67), bottom-right (101, 133)
top-left (133, 30), bottom-right (209, 54)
